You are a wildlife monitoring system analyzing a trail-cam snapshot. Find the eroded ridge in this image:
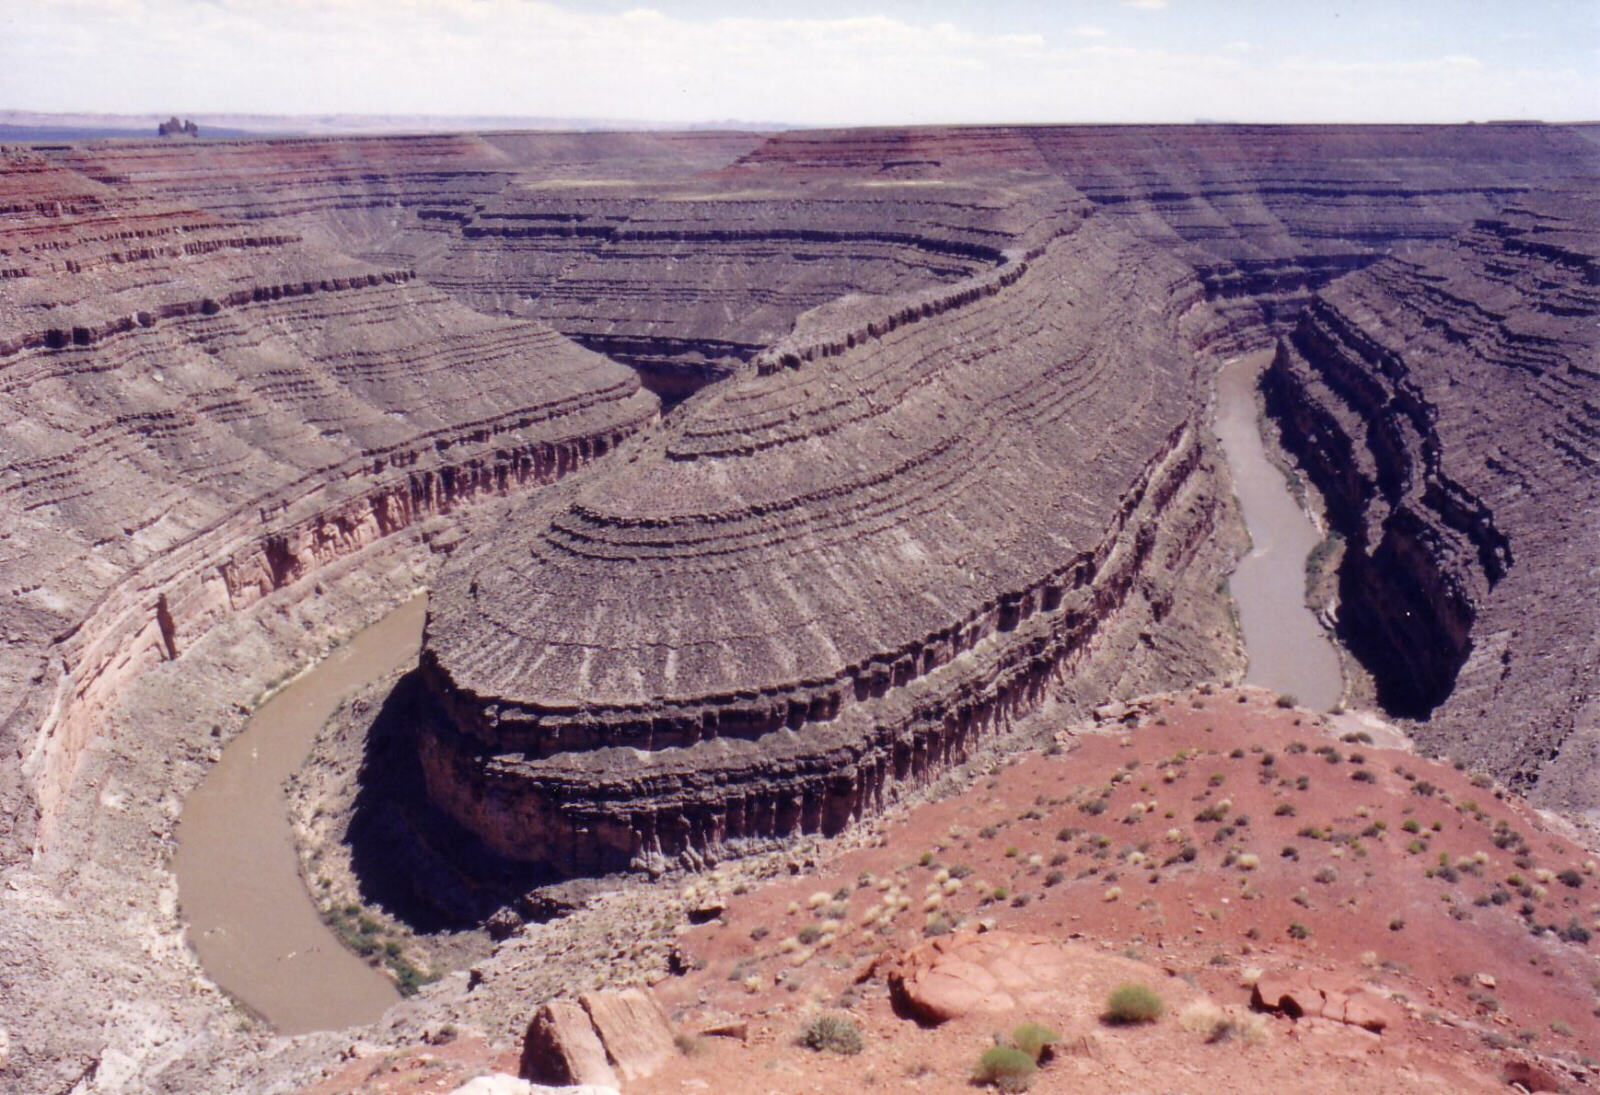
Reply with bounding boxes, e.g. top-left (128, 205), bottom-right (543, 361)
top-left (0, 150), bottom-right (658, 852)
top-left (1263, 190), bottom-right (1599, 800)
top-left (418, 213), bottom-right (1235, 876)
